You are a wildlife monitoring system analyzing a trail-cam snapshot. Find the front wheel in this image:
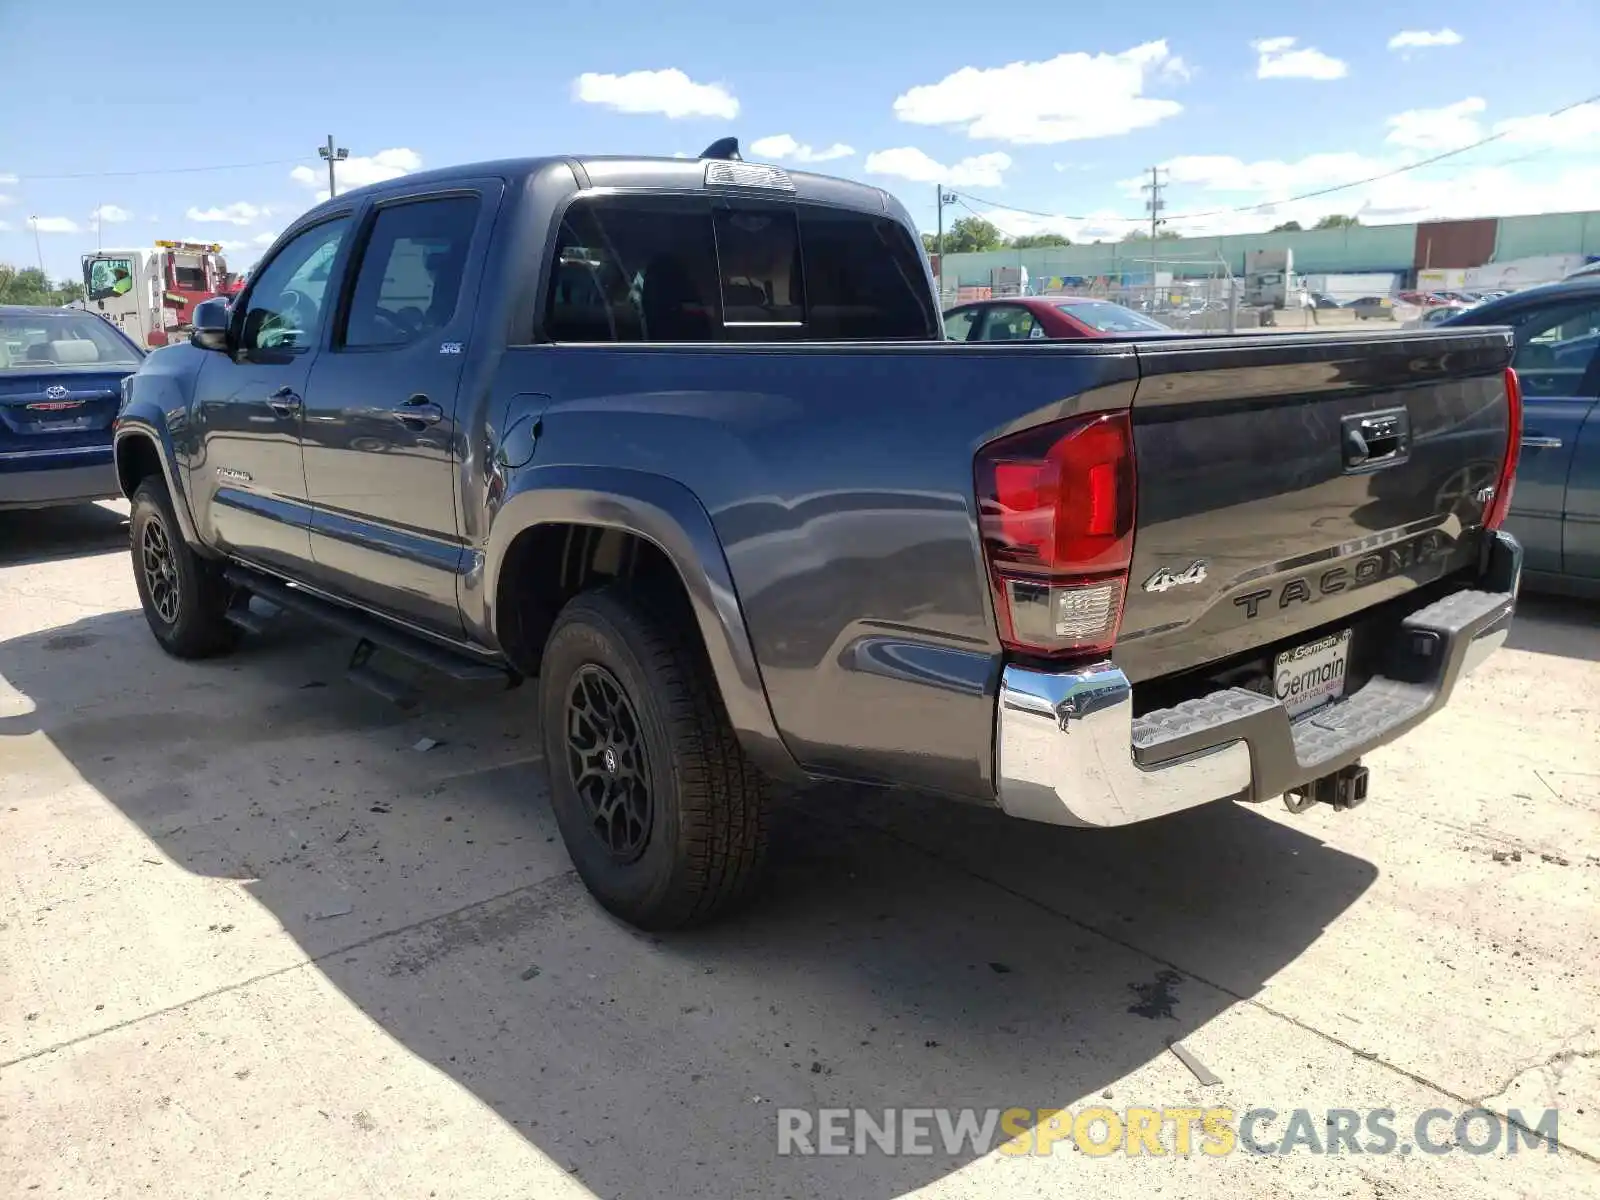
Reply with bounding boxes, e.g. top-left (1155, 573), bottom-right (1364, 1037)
top-left (538, 586), bottom-right (771, 930)
top-left (129, 478), bottom-right (240, 659)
